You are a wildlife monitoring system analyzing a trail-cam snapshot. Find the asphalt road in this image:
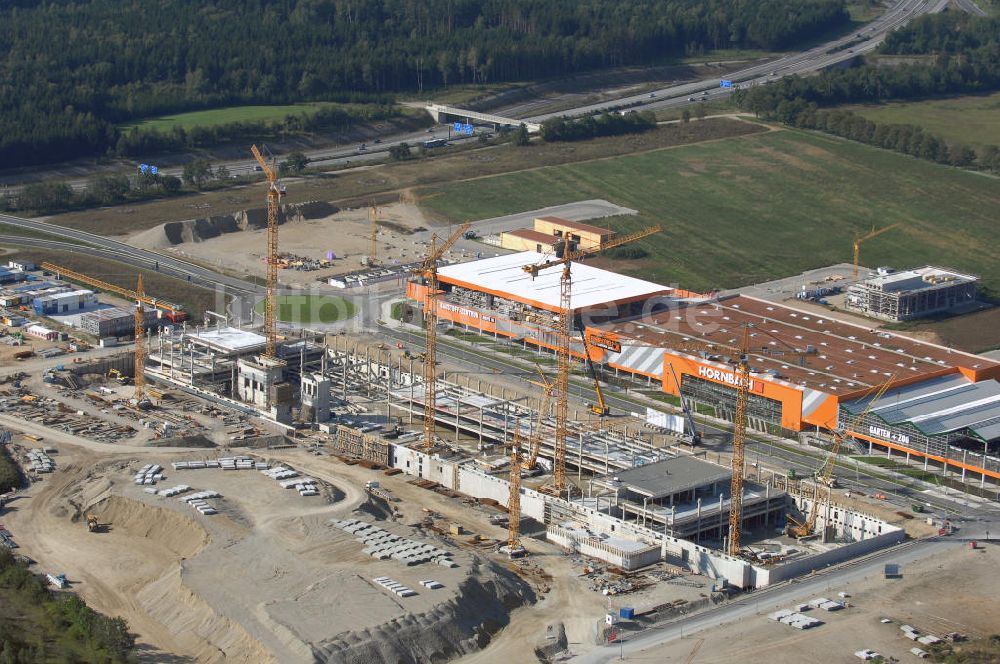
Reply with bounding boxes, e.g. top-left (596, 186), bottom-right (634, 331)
top-left (0, 213), bottom-right (260, 297)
